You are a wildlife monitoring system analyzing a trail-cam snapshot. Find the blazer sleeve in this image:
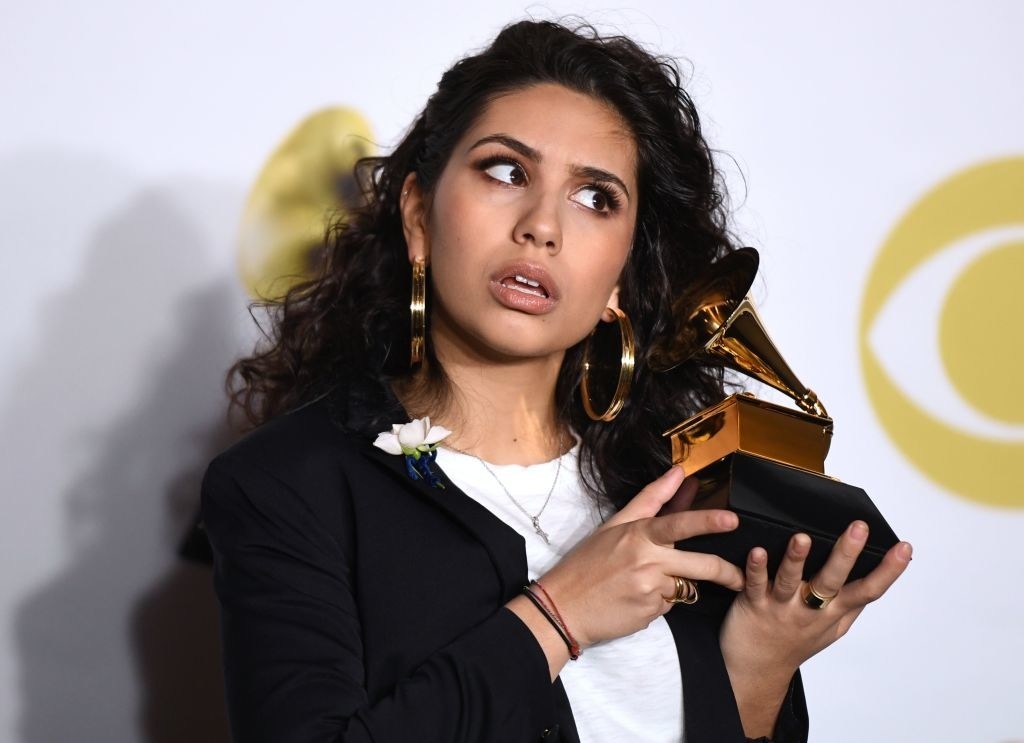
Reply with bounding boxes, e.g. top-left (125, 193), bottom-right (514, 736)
top-left (201, 453), bottom-right (559, 743)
